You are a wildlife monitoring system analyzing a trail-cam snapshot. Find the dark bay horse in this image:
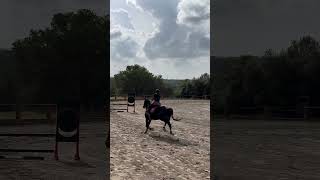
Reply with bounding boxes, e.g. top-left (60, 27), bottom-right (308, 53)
top-left (143, 99), bottom-right (180, 135)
